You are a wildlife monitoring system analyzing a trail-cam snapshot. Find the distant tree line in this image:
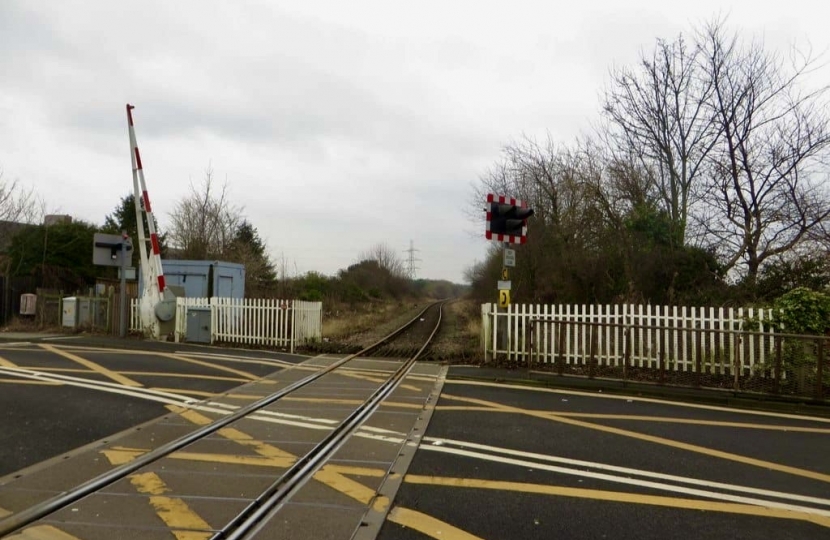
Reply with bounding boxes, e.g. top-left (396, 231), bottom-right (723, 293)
top-left (279, 242), bottom-right (465, 305)
top-left (468, 19), bottom-right (830, 307)
top-left (2, 167), bottom-right (465, 303)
